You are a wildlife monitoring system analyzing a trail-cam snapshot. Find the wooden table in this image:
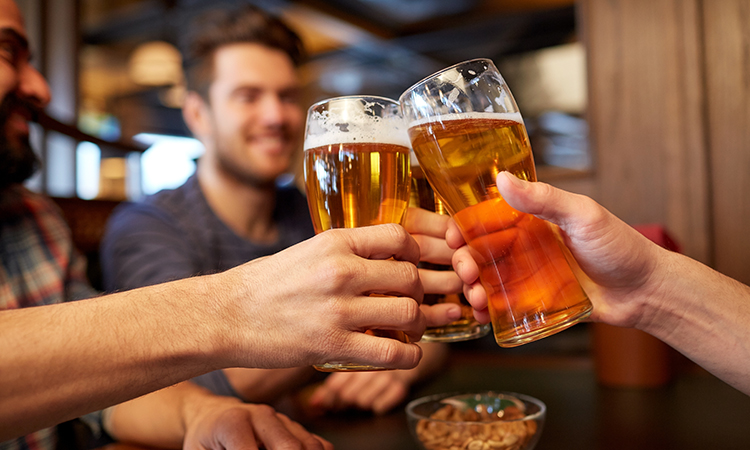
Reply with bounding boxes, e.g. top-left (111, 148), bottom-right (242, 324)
top-left (97, 329), bottom-right (750, 450)
top-left (286, 330), bottom-right (750, 450)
